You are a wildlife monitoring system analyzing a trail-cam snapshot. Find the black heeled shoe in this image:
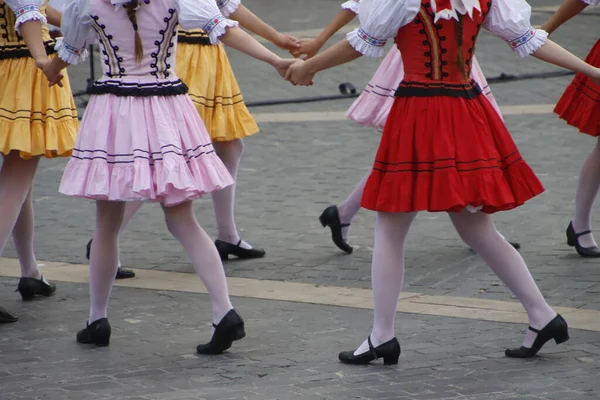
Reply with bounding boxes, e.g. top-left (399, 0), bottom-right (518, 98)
top-left (16, 276), bottom-right (56, 301)
top-left (505, 314), bottom-right (569, 358)
top-left (77, 318), bottom-right (111, 347)
top-left (0, 306), bottom-right (18, 324)
top-left (196, 309), bottom-right (245, 355)
top-left (319, 206), bottom-right (353, 254)
top-left (214, 240), bottom-right (265, 261)
top-left (86, 239), bottom-right (136, 279)
top-left (566, 222), bottom-right (600, 257)
top-left (338, 336), bottom-right (401, 365)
